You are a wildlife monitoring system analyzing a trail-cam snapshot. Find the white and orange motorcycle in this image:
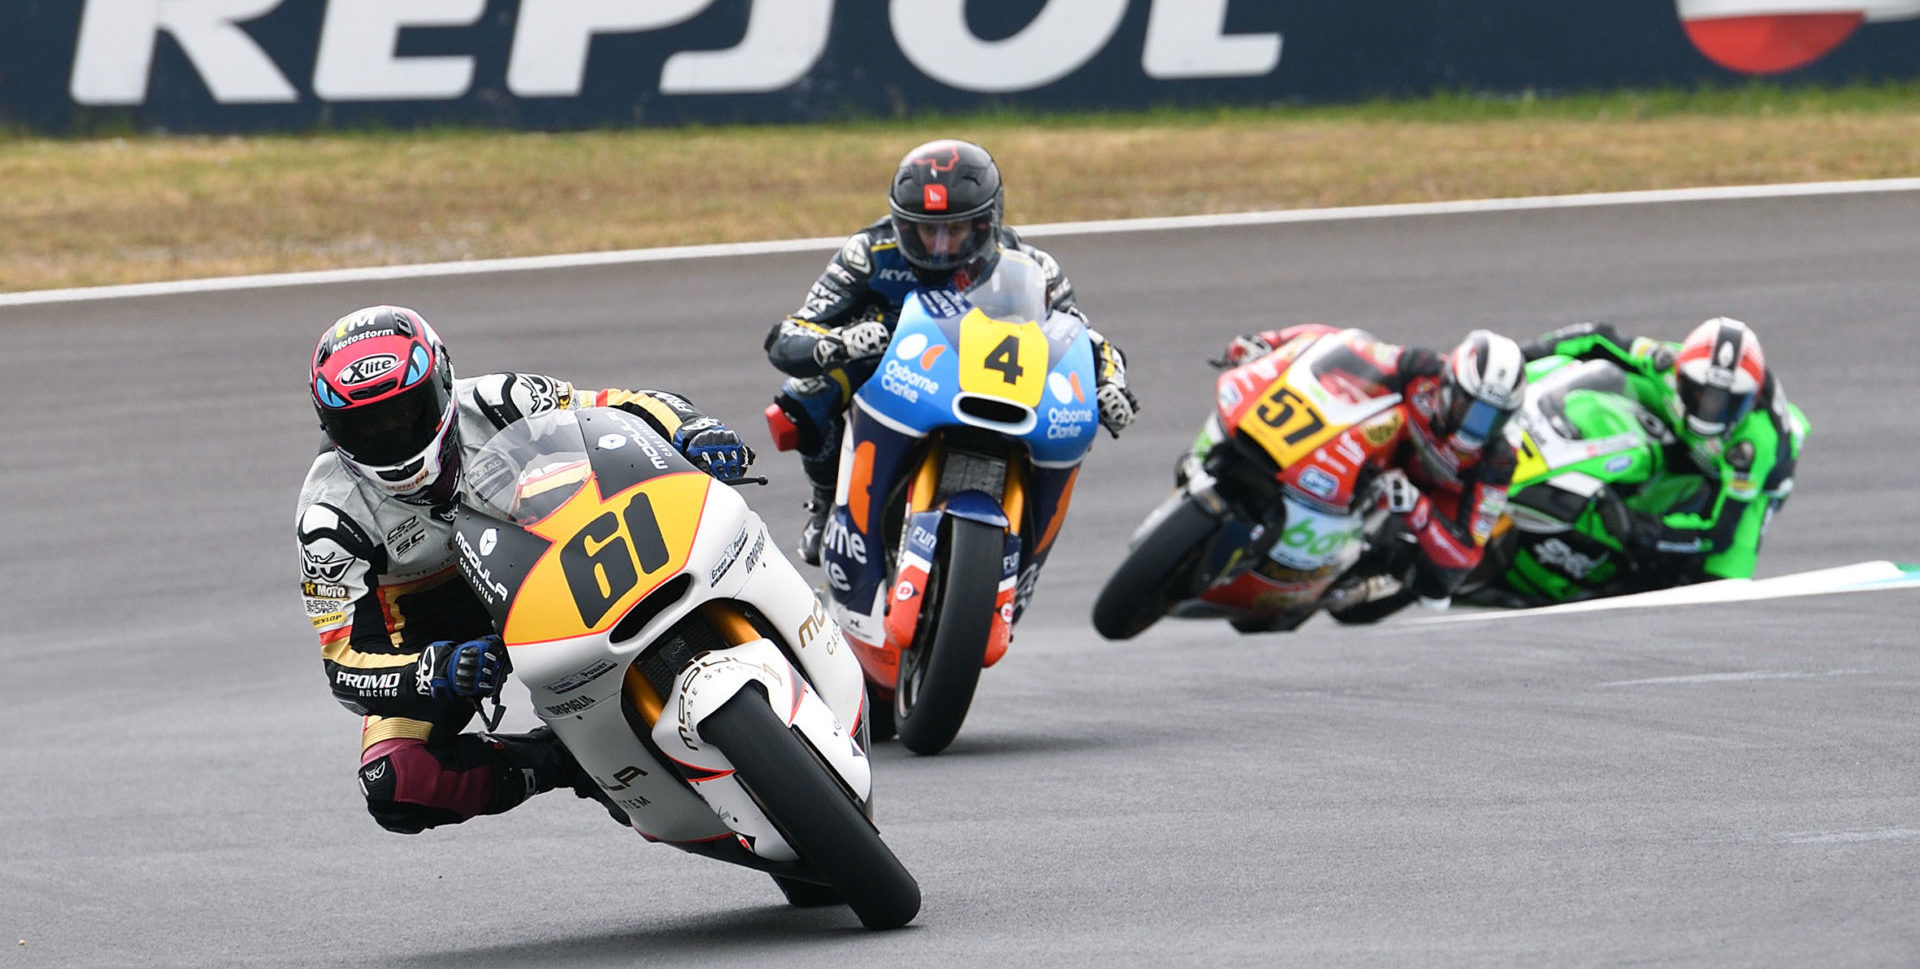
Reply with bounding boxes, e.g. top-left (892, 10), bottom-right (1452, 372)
top-left (452, 406), bottom-right (919, 929)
